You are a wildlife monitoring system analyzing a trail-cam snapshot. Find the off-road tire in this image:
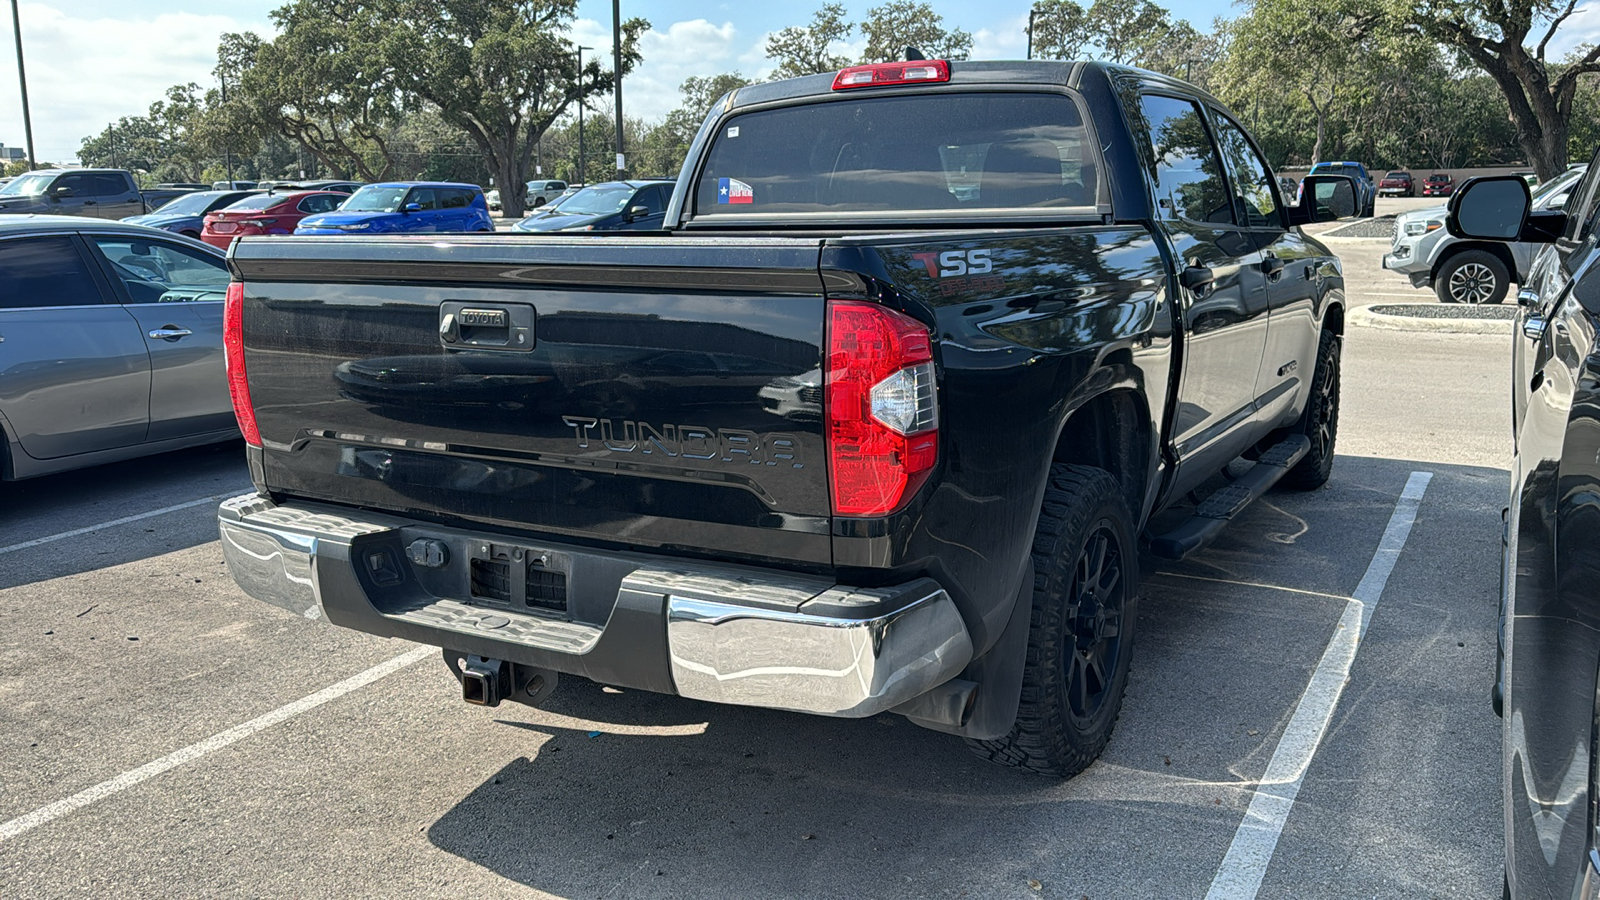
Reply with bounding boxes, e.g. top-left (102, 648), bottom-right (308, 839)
top-left (966, 464), bottom-right (1138, 777)
top-left (1281, 329), bottom-right (1341, 490)
top-left (1435, 250), bottom-right (1510, 305)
